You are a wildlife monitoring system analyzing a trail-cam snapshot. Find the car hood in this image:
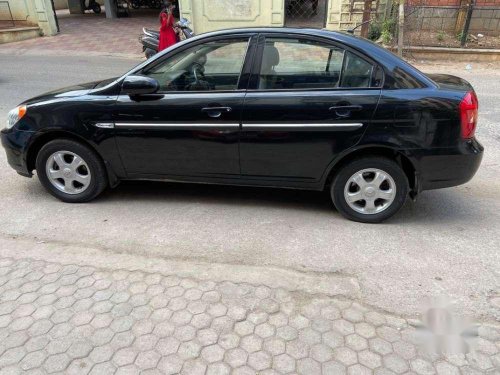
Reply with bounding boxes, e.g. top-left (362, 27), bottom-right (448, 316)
top-left (21, 78), bottom-right (116, 106)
